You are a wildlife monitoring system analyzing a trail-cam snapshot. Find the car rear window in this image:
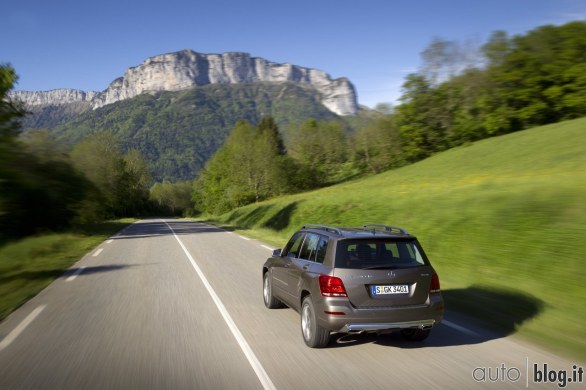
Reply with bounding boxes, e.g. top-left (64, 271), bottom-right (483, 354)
top-left (335, 239), bottom-right (429, 269)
